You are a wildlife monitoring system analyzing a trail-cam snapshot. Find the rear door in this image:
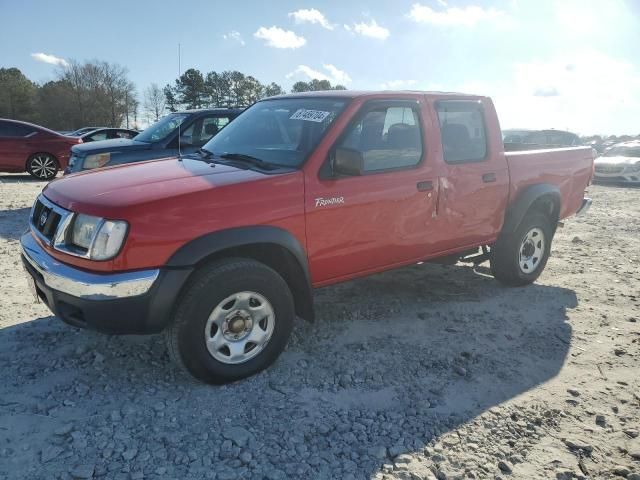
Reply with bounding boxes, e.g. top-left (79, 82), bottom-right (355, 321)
top-left (428, 99), bottom-right (509, 250)
top-left (304, 100), bottom-right (439, 283)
